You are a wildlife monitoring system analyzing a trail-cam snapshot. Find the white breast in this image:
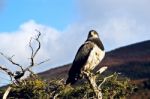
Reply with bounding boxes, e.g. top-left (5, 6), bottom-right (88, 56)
top-left (84, 45), bottom-right (105, 71)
